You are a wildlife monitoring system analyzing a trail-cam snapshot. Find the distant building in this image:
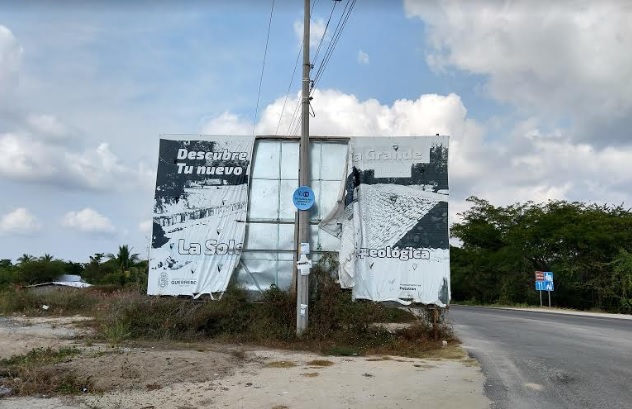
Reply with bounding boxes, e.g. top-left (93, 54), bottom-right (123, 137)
top-left (27, 274), bottom-right (92, 294)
